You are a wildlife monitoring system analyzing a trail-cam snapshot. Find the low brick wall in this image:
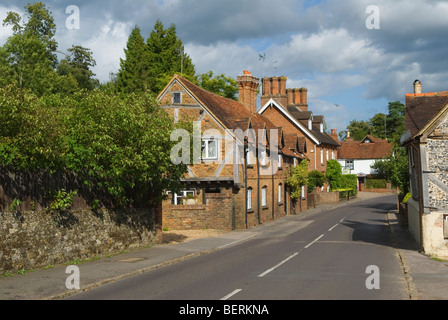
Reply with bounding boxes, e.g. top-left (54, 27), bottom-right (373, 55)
top-left (308, 191), bottom-right (340, 207)
top-left (0, 207), bottom-right (161, 276)
top-left (163, 192), bottom-right (234, 230)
